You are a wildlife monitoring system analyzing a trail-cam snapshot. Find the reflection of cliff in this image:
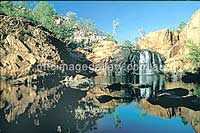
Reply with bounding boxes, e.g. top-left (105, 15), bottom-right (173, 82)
top-left (73, 85), bottom-right (134, 132)
top-left (74, 86), bottom-right (133, 120)
top-left (74, 77), bottom-right (200, 133)
top-left (137, 99), bottom-right (200, 133)
top-left (74, 74), bottom-right (165, 121)
top-left (0, 81), bottom-right (64, 123)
